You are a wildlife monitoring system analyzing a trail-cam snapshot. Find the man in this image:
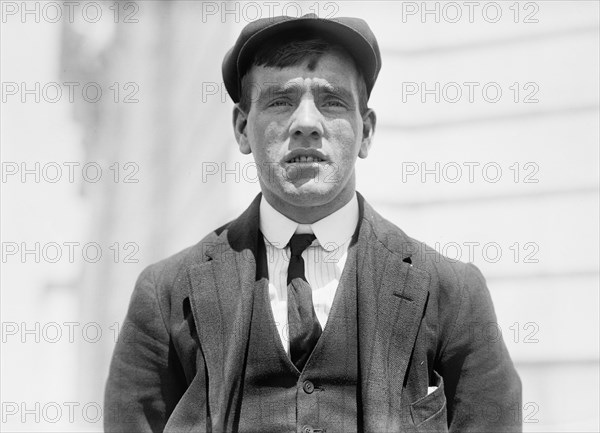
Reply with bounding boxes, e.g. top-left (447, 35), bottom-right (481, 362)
top-left (105, 13), bottom-right (521, 432)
